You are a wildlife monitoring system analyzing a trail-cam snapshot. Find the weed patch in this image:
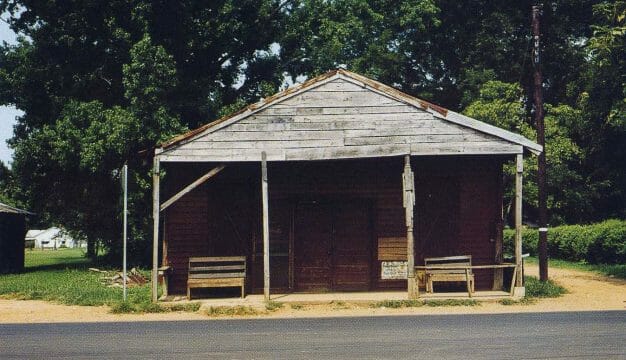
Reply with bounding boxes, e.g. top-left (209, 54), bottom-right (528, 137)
top-left (331, 300), bottom-right (350, 309)
top-left (265, 301), bottom-right (283, 311)
top-left (167, 302), bottom-right (201, 312)
top-left (205, 306), bottom-right (259, 317)
top-left (371, 299), bottom-right (478, 308)
top-left (422, 299), bottom-right (479, 307)
top-left (371, 300), bottom-right (423, 308)
top-left (499, 297), bottom-right (537, 306)
top-left (524, 276), bottom-right (567, 298)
